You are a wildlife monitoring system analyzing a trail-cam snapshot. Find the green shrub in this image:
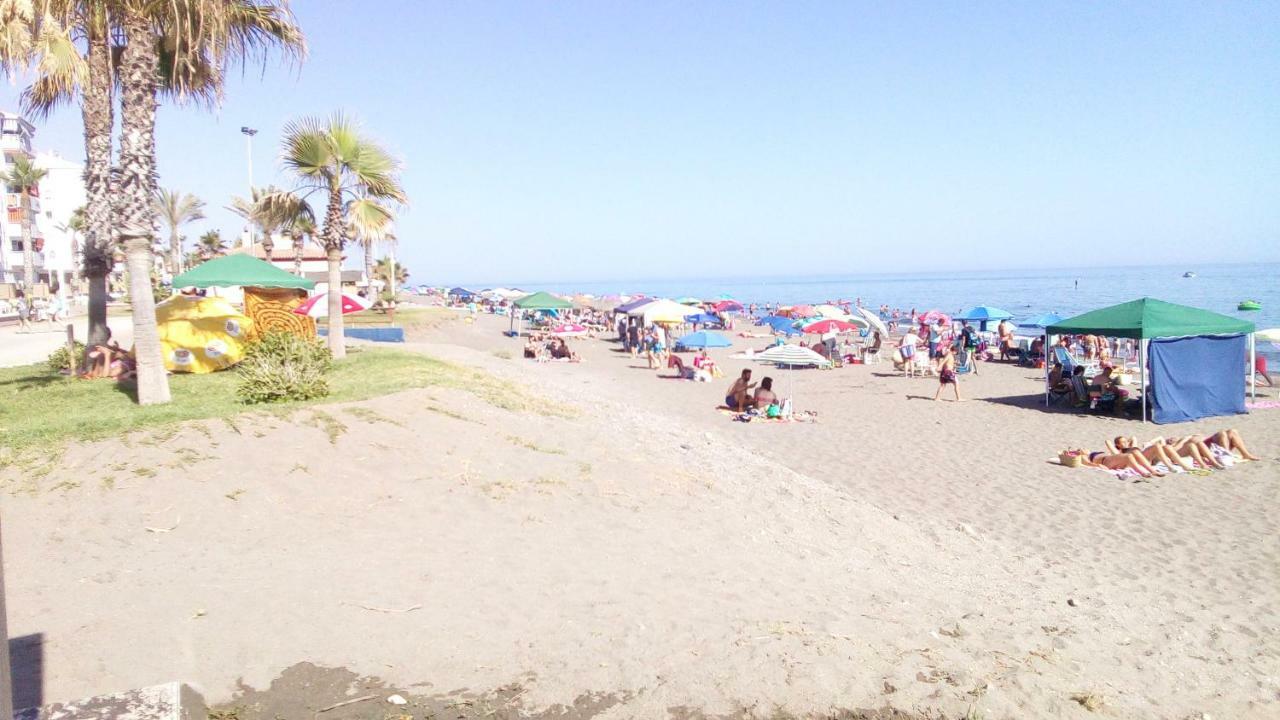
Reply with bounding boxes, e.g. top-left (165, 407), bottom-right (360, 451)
top-left (47, 342), bottom-right (86, 373)
top-left (235, 332), bottom-right (333, 404)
